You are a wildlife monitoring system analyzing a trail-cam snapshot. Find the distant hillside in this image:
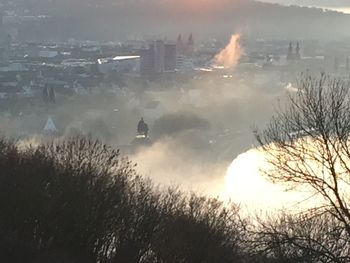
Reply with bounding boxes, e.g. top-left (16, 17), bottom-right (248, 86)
top-left (4, 0), bottom-right (350, 41)
top-left (260, 0), bottom-right (350, 7)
